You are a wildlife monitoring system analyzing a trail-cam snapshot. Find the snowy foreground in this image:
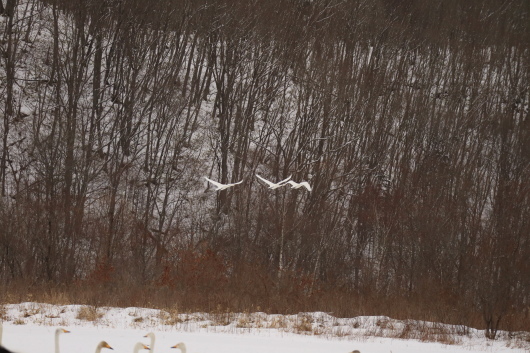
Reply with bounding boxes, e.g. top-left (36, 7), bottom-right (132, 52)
top-left (1, 303), bottom-right (528, 353)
